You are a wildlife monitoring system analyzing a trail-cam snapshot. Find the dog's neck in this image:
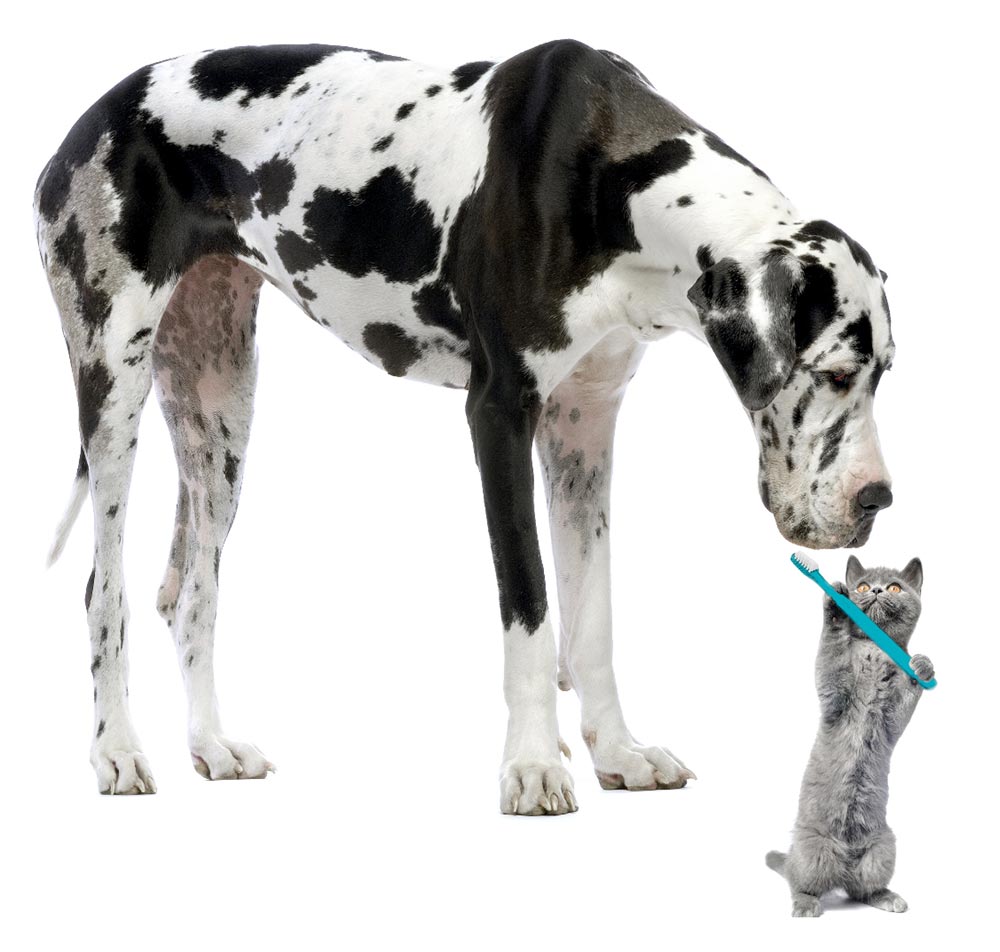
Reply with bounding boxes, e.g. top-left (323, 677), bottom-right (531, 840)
top-left (614, 147), bottom-right (801, 342)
